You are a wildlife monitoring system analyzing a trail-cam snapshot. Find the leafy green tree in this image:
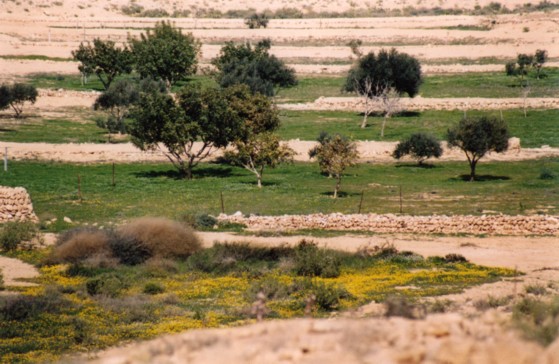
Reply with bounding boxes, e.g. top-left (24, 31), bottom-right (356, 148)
top-left (212, 39), bottom-right (297, 96)
top-left (130, 85), bottom-right (243, 179)
top-left (94, 79), bottom-right (164, 142)
top-left (533, 49), bottom-right (548, 79)
top-left (344, 48), bottom-right (423, 98)
top-left (71, 38), bottom-right (133, 90)
top-left (505, 53), bottom-right (534, 86)
top-left (0, 83), bottom-right (38, 118)
top-left (223, 85), bottom-right (294, 187)
top-left (392, 133), bottom-right (443, 165)
top-left (244, 13), bottom-right (269, 29)
top-left (129, 21), bottom-right (201, 87)
top-left (225, 132), bottom-right (295, 188)
top-left (447, 116), bottom-right (509, 181)
top-left (309, 133), bottom-right (359, 198)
